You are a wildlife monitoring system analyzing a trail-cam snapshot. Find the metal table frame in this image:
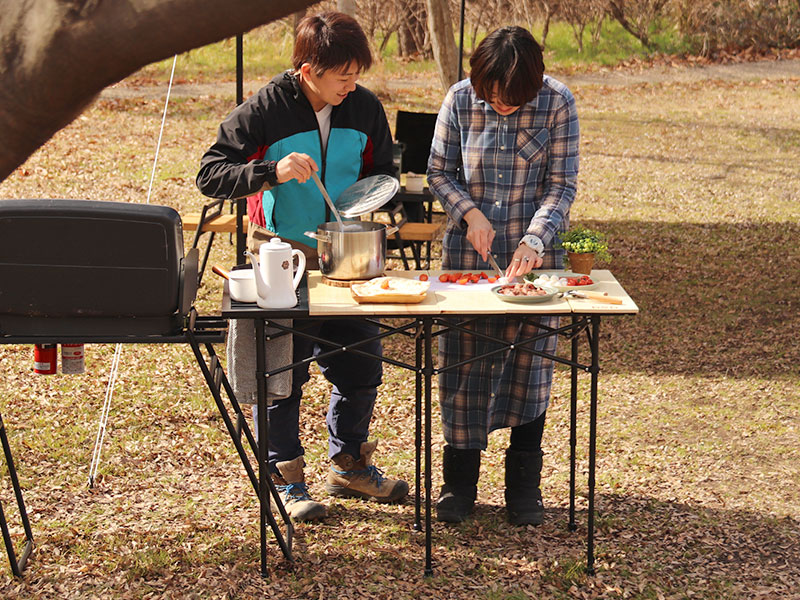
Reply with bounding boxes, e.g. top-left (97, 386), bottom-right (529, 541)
top-left (0, 312), bottom-right (294, 577)
top-left (223, 282), bottom-right (614, 577)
